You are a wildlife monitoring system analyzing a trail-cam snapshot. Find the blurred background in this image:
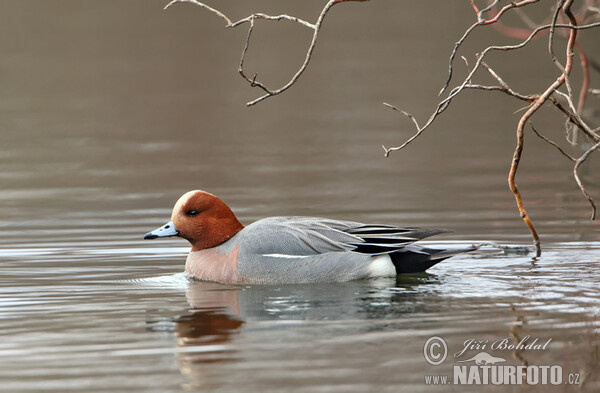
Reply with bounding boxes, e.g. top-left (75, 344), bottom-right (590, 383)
top-left (0, 0), bottom-right (598, 247)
